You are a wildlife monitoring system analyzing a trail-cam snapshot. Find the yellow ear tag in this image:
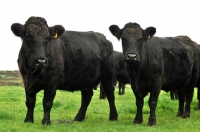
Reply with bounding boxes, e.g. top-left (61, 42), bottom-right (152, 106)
top-left (53, 33), bottom-right (58, 38)
top-left (148, 35), bottom-right (151, 39)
